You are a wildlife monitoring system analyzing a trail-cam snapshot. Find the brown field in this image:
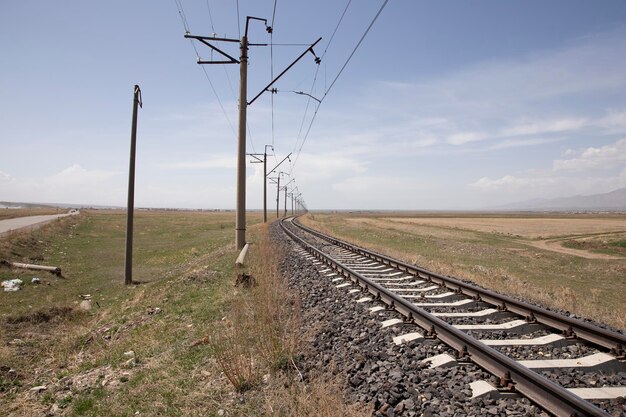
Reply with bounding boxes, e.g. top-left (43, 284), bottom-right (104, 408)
top-left (381, 216), bottom-right (626, 238)
top-left (302, 212), bottom-right (626, 329)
